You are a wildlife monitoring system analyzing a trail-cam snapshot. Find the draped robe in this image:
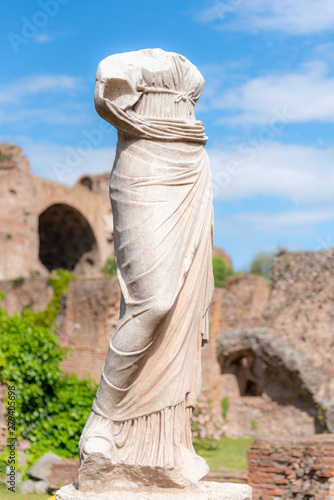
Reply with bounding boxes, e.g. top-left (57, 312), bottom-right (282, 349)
top-left (79, 49), bottom-right (214, 470)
